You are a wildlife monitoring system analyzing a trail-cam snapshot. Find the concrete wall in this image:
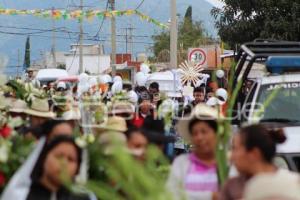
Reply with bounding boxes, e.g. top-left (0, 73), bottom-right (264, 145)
top-left (66, 55), bottom-right (111, 75)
